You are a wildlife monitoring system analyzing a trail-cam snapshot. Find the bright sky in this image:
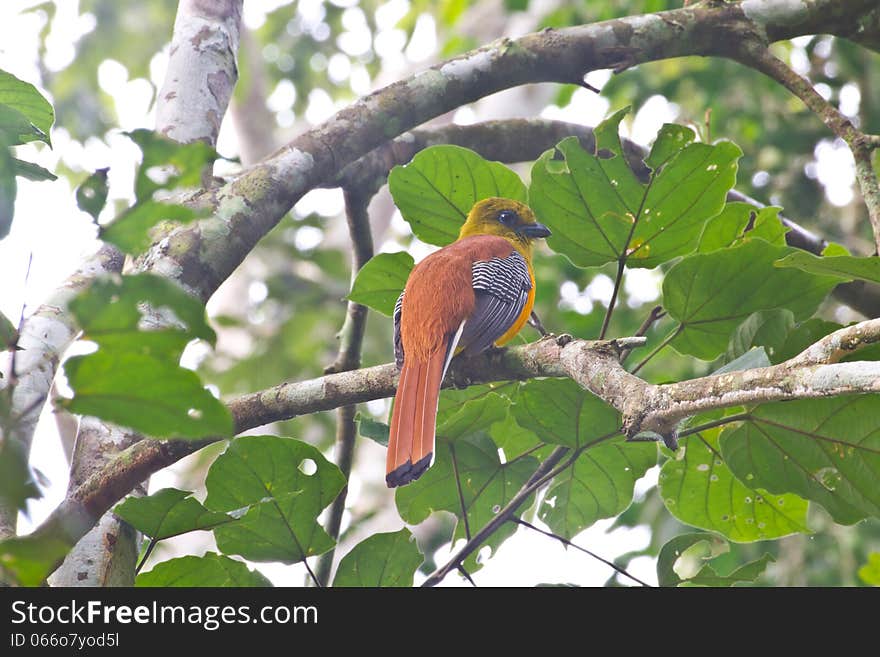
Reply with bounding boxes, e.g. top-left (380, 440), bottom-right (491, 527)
top-left (0, 0), bottom-right (859, 587)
